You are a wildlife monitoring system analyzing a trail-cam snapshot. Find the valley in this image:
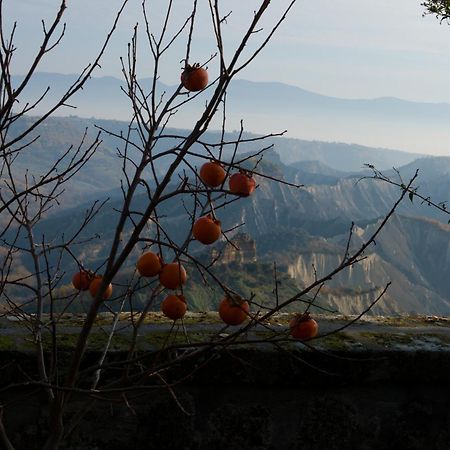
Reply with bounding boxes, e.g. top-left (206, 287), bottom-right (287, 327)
top-left (2, 116), bottom-right (450, 316)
